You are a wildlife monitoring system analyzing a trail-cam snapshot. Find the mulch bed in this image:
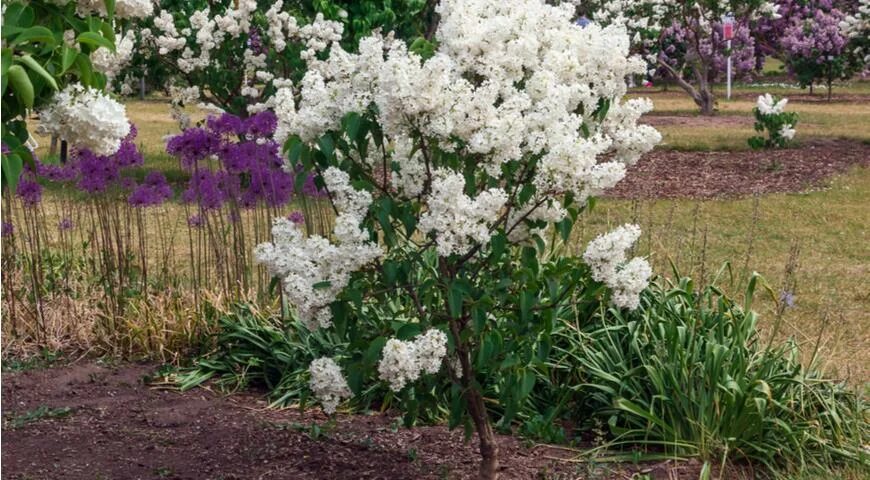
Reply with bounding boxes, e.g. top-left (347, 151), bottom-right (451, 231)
top-left (607, 139), bottom-right (870, 199)
top-left (0, 362), bottom-right (611, 480)
top-left (0, 362), bottom-right (728, 480)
